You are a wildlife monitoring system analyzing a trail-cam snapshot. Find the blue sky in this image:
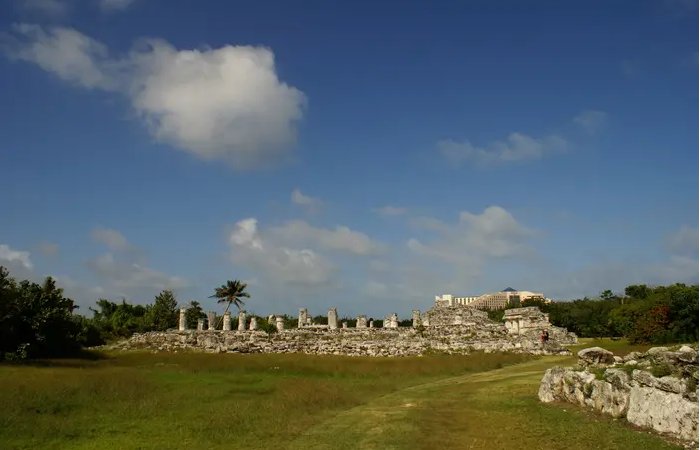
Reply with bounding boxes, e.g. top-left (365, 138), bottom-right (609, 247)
top-left (0, 0), bottom-right (697, 318)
